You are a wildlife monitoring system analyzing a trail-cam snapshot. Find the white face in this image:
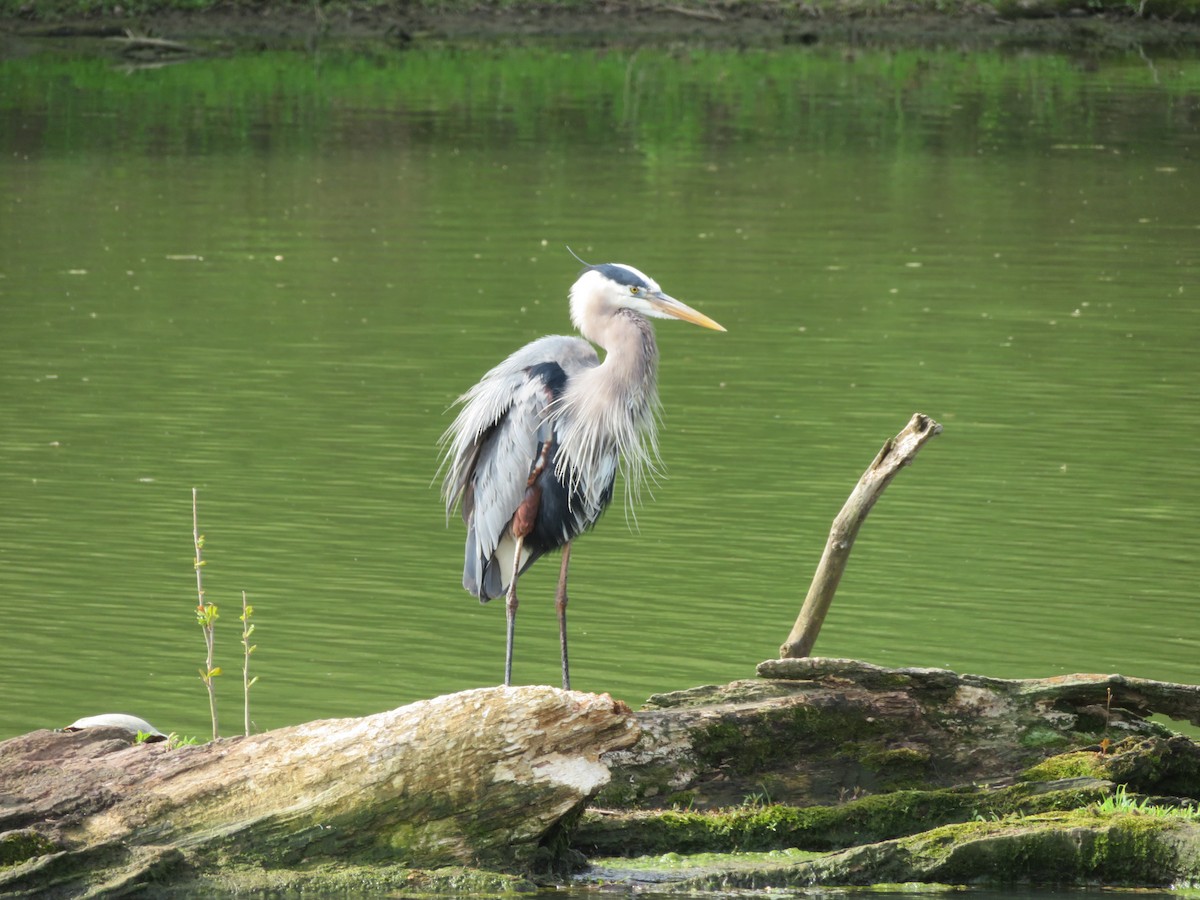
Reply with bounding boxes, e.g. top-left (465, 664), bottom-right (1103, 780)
top-left (570, 263), bottom-right (725, 334)
top-left (606, 263), bottom-right (661, 295)
top-left (595, 264), bottom-right (672, 318)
